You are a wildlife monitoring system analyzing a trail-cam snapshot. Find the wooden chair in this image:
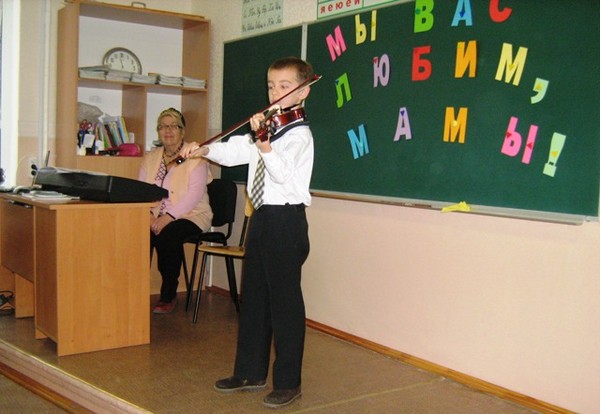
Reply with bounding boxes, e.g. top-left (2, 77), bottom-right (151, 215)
top-left (191, 195), bottom-right (254, 323)
top-left (183, 179), bottom-right (237, 312)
